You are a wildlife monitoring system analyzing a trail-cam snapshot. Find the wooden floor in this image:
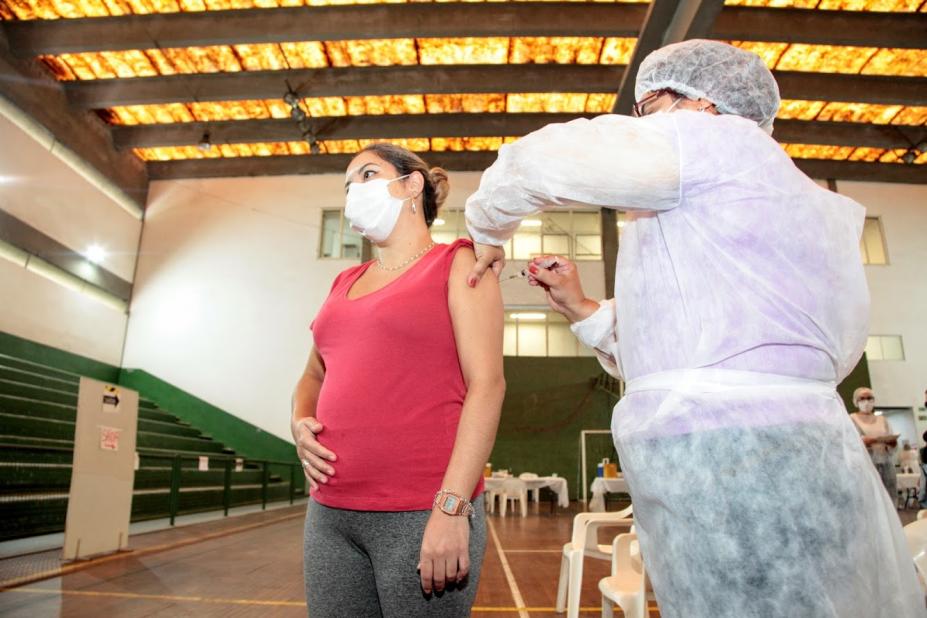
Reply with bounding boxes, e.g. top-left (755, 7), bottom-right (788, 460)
top-left (0, 500), bottom-right (642, 617)
top-left (1, 501), bottom-right (918, 617)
